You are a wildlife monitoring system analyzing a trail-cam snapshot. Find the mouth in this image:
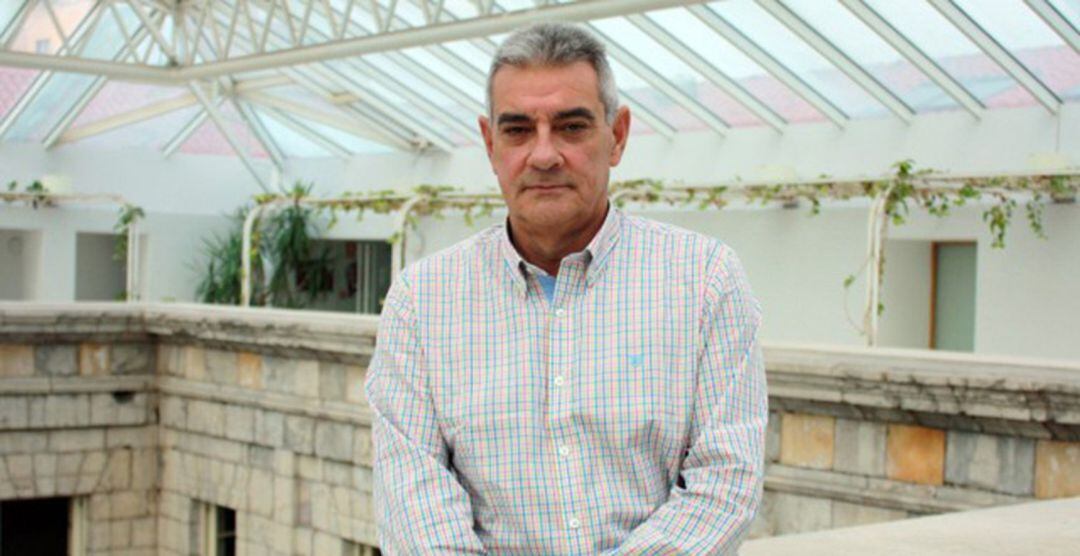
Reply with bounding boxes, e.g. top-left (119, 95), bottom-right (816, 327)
top-left (524, 183), bottom-right (571, 191)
